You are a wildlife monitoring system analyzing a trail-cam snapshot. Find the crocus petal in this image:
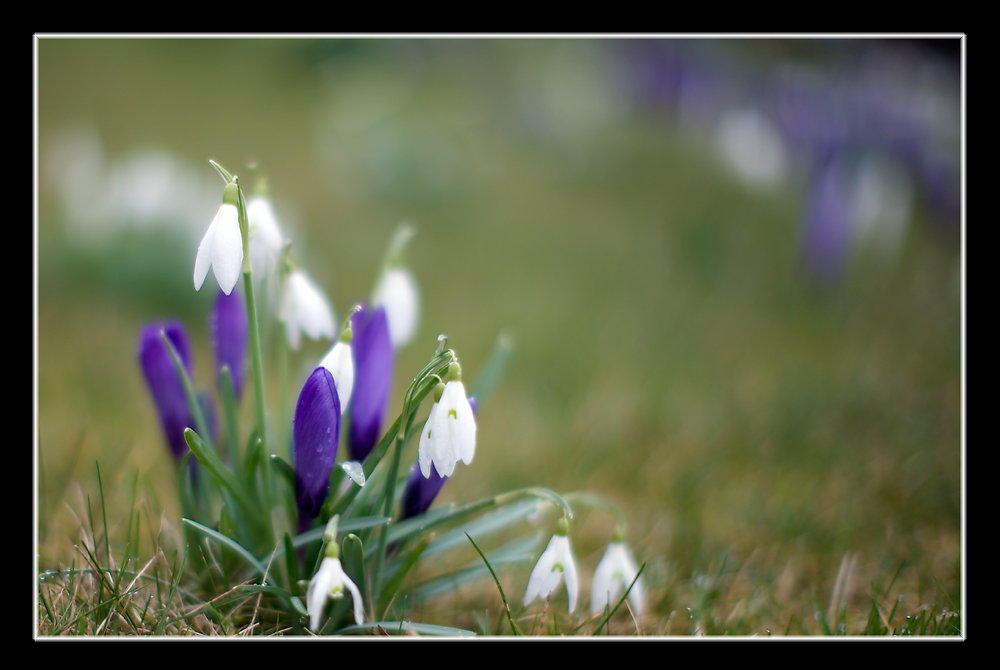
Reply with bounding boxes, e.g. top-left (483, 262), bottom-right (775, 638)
top-left (348, 305), bottom-right (393, 463)
top-left (402, 462), bottom-right (447, 520)
top-left (319, 341), bottom-right (353, 413)
top-left (293, 367), bottom-right (341, 532)
top-left (211, 288), bottom-right (248, 402)
top-left (373, 267), bottom-right (420, 348)
top-left (138, 322), bottom-right (195, 460)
